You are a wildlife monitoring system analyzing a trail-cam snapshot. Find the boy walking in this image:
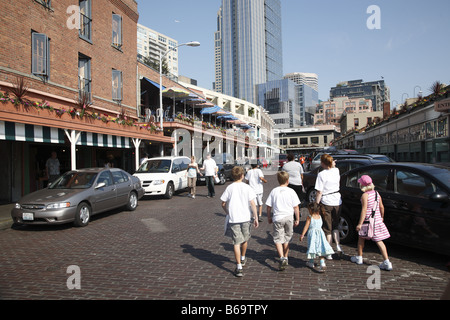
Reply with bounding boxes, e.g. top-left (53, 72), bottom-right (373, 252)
top-left (245, 164), bottom-right (267, 222)
top-left (266, 171), bottom-right (301, 271)
top-left (221, 166), bottom-right (259, 277)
